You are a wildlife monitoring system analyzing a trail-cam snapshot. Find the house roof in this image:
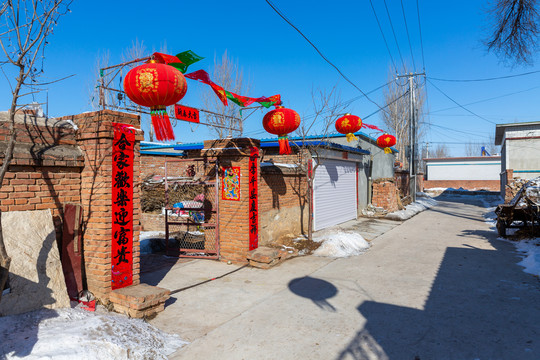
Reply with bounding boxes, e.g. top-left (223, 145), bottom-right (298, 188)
top-left (495, 121), bottom-right (540, 145)
top-left (170, 138), bottom-right (370, 155)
